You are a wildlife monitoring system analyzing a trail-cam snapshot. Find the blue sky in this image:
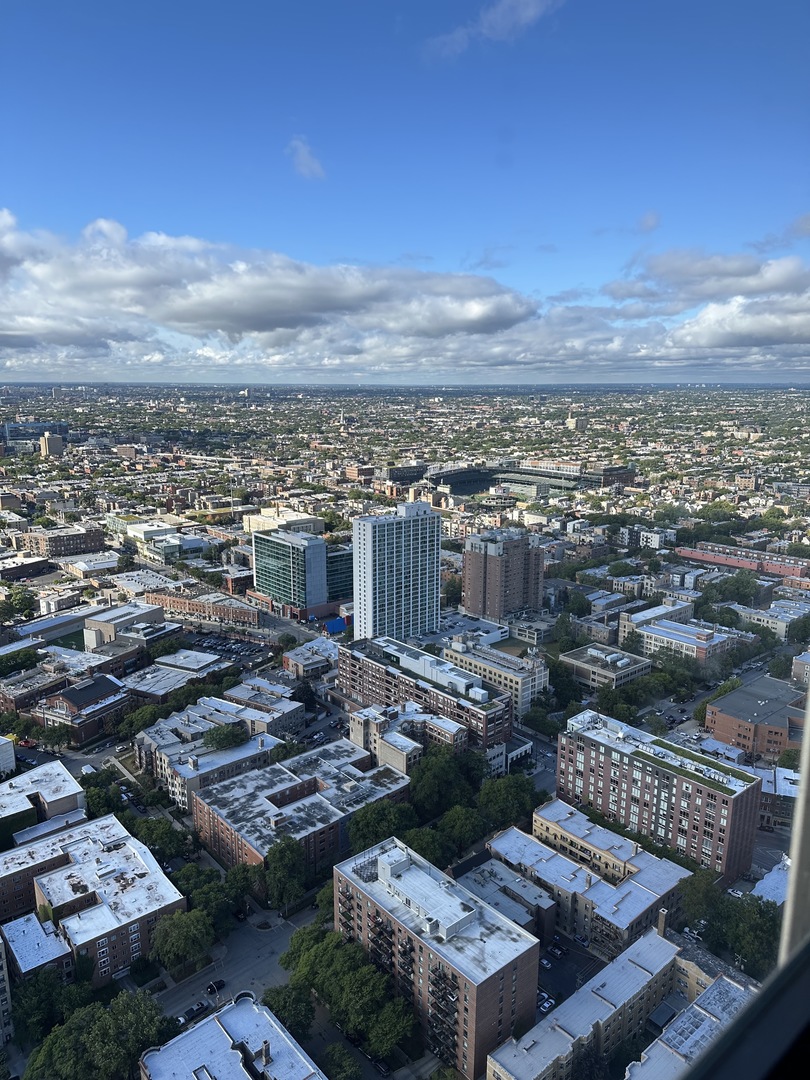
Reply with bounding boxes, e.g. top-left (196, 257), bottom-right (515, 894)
top-left (1, 0), bottom-right (808, 384)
